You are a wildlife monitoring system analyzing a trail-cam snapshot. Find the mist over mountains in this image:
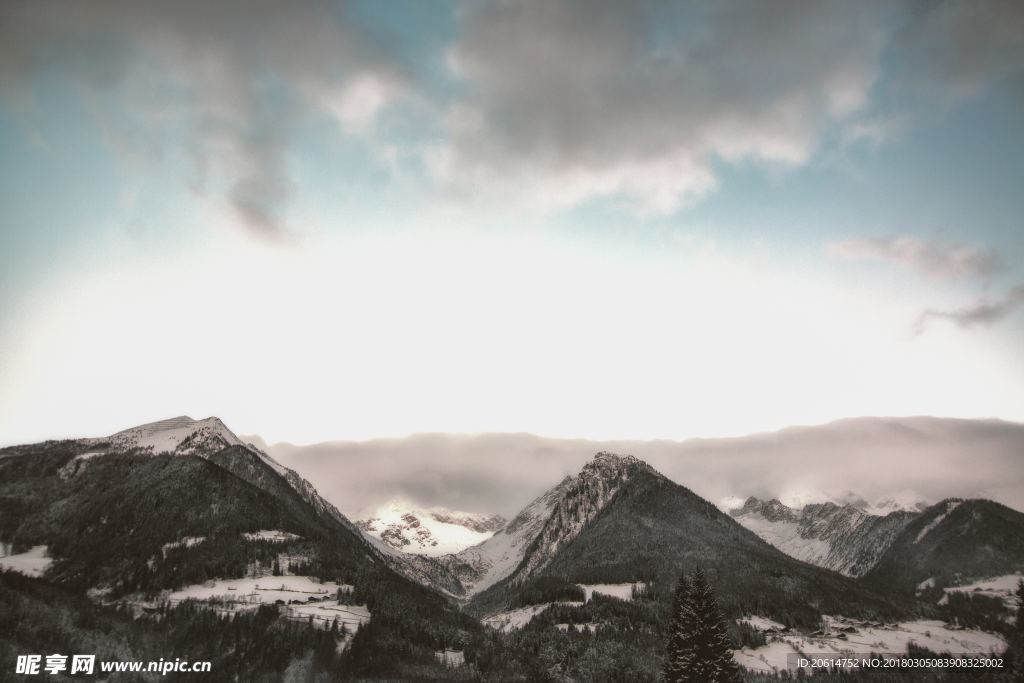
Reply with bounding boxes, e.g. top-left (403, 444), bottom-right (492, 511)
top-left (253, 416), bottom-right (1024, 519)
